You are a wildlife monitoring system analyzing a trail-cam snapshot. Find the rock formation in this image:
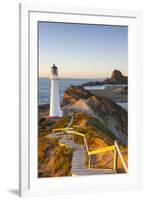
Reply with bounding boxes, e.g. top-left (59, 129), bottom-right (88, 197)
top-left (81, 81), bottom-right (103, 87)
top-left (112, 86), bottom-right (128, 95)
top-left (62, 85), bottom-right (128, 145)
top-left (80, 69), bottom-right (128, 87)
top-left (103, 70), bottom-right (128, 84)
